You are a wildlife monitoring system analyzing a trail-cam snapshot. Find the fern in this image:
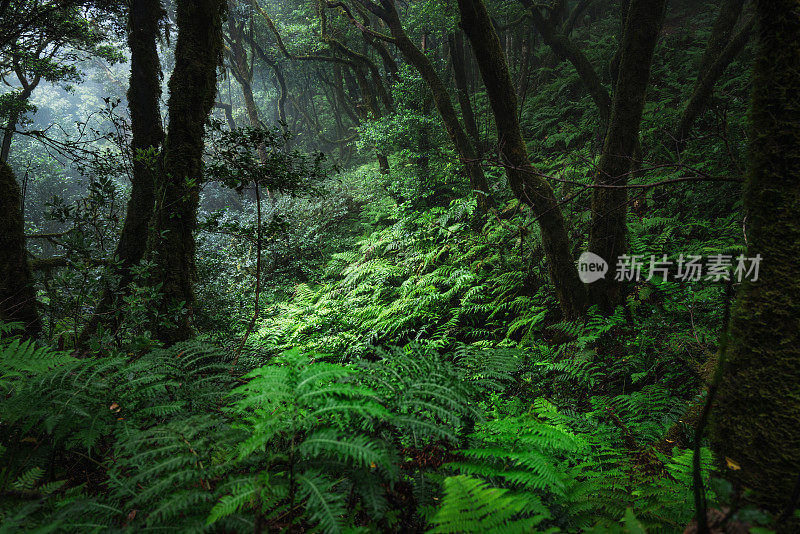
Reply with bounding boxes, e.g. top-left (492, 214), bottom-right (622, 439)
top-left (427, 475), bottom-right (548, 533)
top-left (209, 349), bottom-right (397, 532)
